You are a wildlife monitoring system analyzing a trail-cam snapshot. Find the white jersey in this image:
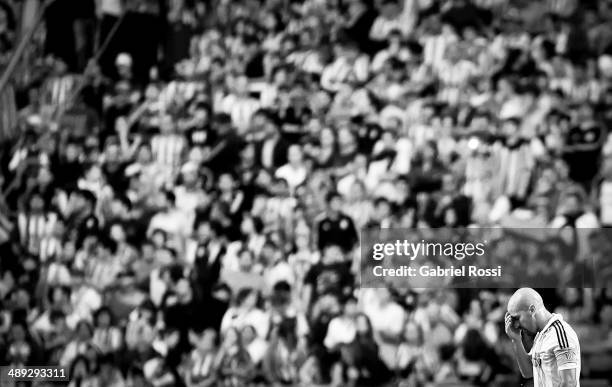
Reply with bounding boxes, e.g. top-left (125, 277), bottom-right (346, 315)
top-left (529, 313), bottom-right (580, 387)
